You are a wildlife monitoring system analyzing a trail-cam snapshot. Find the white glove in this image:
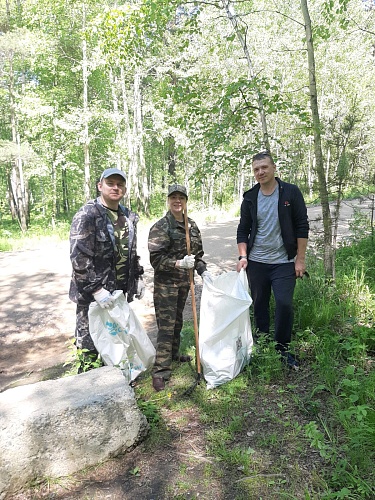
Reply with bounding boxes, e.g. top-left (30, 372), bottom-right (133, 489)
top-left (135, 280), bottom-right (145, 300)
top-left (178, 254), bottom-right (195, 269)
top-left (93, 288), bottom-right (115, 309)
top-left (201, 271), bottom-right (213, 285)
